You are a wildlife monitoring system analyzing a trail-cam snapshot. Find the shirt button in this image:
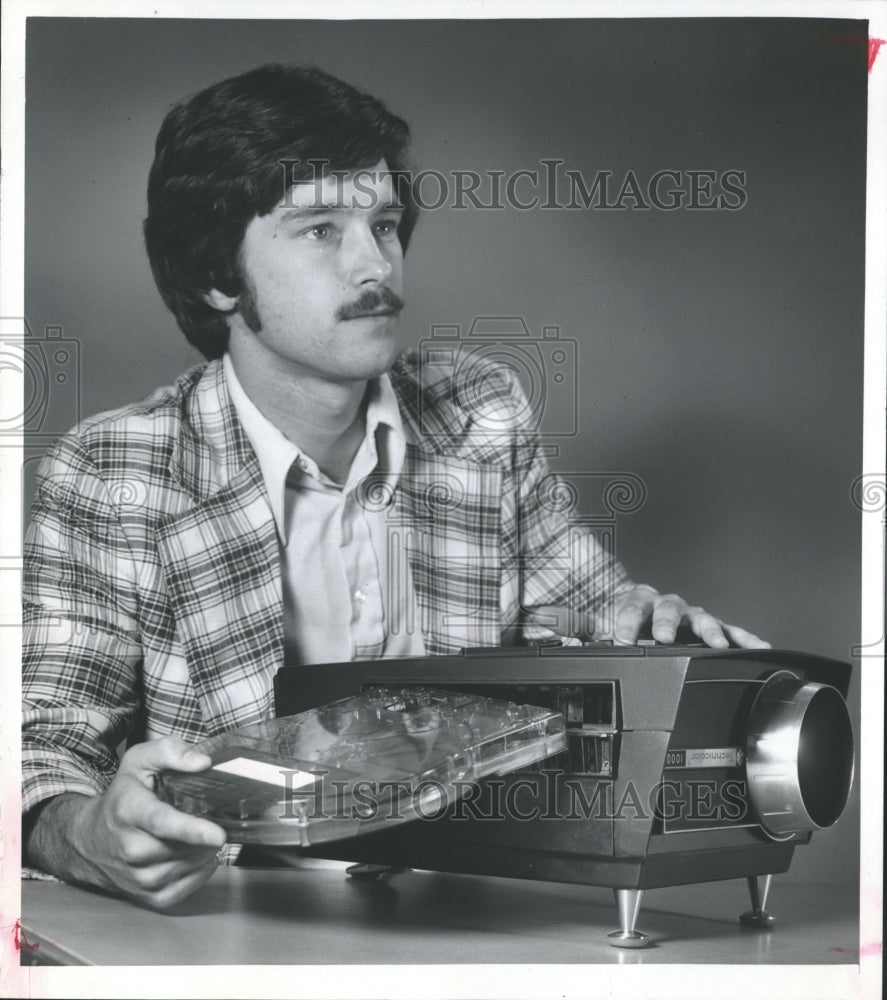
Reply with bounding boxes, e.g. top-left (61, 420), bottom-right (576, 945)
top-left (354, 588), bottom-right (367, 604)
